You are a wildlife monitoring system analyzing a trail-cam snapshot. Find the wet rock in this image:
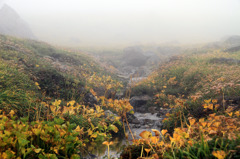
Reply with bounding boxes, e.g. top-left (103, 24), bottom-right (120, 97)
top-left (84, 93), bottom-right (97, 107)
top-left (132, 124), bottom-right (141, 128)
top-left (143, 119), bottom-right (153, 125)
top-left (131, 118), bottom-right (140, 124)
top-left (83, 153), bottom-right (98, 159)
top-left (129, 95), bottom-right (152, 111)
top-left (104, 110), bottom-right (119, 120)
top-left (154, 120), bottom-right (163, 127)
top-left (134, 106), bottom-right (146, 113)
top-left (126, 113), bottom-right (137, 123)
top-left (148, 106), bottom-right (157, 114)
